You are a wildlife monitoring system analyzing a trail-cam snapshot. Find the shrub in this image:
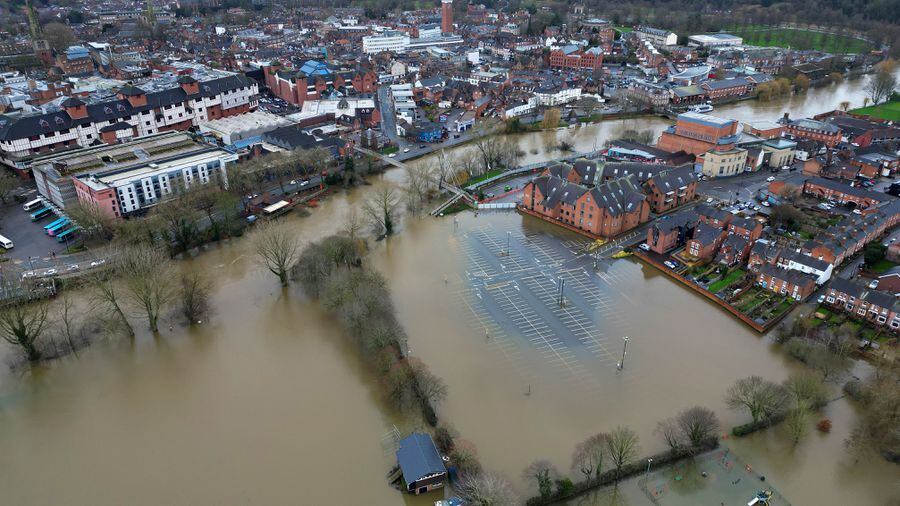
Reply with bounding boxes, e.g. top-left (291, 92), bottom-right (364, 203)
top-left (784, 338), bottom-right (813, 363)
top-left (555, 478), bottom-right (574, 496)
top-left (817, 418), bottom-right (833, 433)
